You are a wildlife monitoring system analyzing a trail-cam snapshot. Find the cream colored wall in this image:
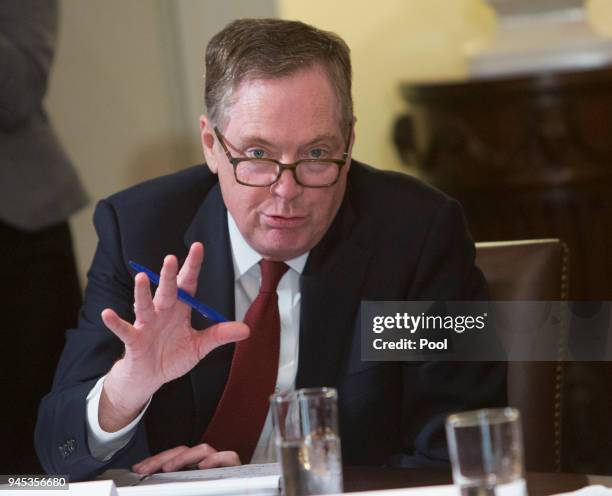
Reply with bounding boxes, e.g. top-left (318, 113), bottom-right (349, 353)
top-left (48, 0), bottom-right (612, 283)
top-left (588, 0), bottom-right (612, 35)
top-left (47, 0), bottom-right (190, 284)
top-left (278, 0), bottom-right (496, 173)
top-left (47, 0), bottom-right (275, 284)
